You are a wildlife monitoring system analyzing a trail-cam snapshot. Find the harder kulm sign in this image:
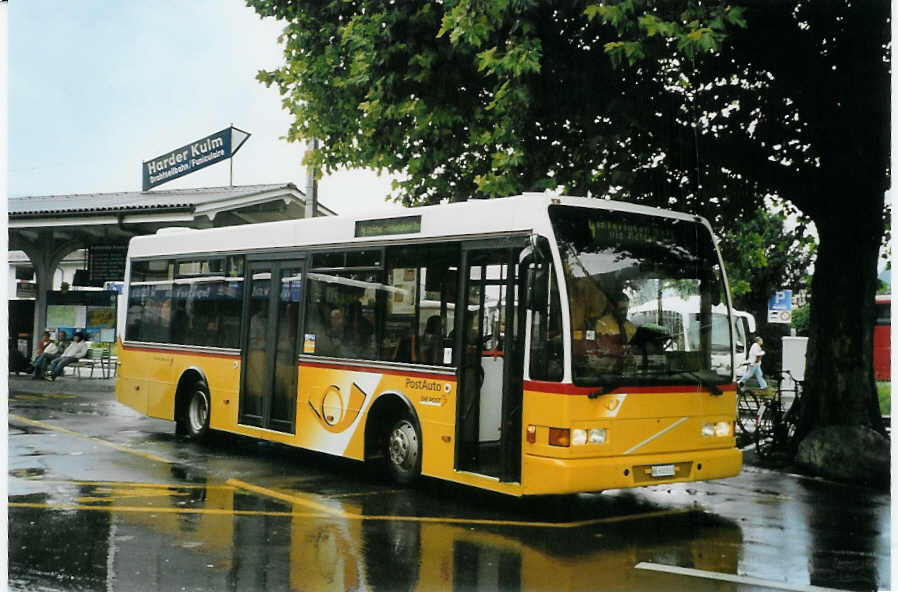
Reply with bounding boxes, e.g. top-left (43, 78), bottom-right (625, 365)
top-left (142, 126), bottom-right (250, 191)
